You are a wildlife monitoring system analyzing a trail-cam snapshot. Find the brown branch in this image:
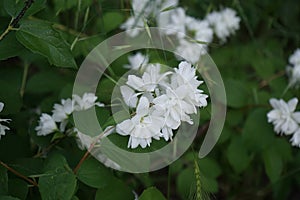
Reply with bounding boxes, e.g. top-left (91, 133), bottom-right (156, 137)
top-left (73, 126), bottom-right (114, 174)
top-left (0, 160), bottom-right (38, 187)
top-left (259, 70), bottom-right (286, 88)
